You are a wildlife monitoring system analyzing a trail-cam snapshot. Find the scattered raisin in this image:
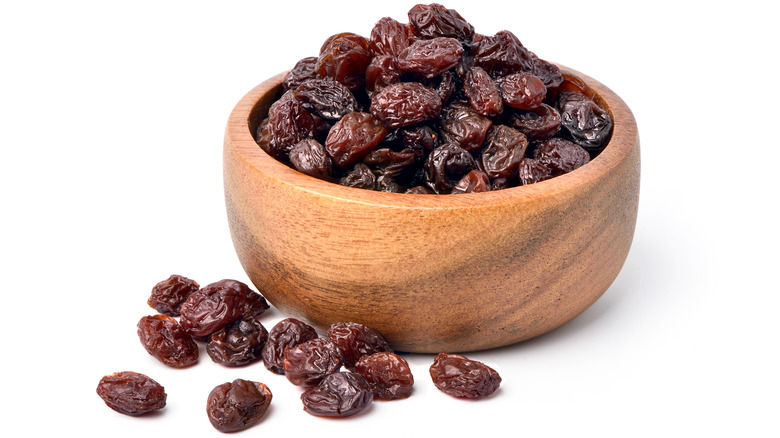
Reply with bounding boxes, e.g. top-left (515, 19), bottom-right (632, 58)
top-left (327, 322), bottom-right (392, 370)
top-left (262, 318), bottom-right (319, 374)
top-left (179, 279), bottom-right (269, 338)
top-left (283, 338), bottom-right (342, 387)
top-left (207, 379), bottom-right (272, 433)
top-left (96, 371), bottom-right (166, 416)
top-left (355, 352), bottom-right (414, 400)
top-left (147, 274), bottom-right (199, 317)
top-left (429, 352), bottom-right (501, 399)
top-left (301, 372), bottom-right (373, 417)
top-left (137, 315), bottom-right (199, 368)
top-left (206, 316), bottom-right (268, 367)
